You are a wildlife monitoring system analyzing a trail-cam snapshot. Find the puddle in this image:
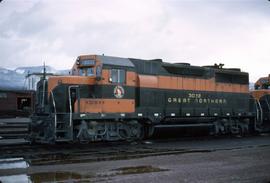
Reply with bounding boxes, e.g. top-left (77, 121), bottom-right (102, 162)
top-left (142, 141), bottom-right (153, 145)
top-left (0, 174), bottom-right (29, 183)
top-left (260, 133), bottom-right (270, 137)
top-left (0, 172), bottom-right (93, 183)
top-left (28, 153), bottom-right (71, 166)
top-left (28, 171), bottom-right (93, 183)
top-left (0, 166), bottom-right (166, 182)
top-left (0, 158), bottom-right (29, 170)
top-left (113, 165), bottom-right (168, 175)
